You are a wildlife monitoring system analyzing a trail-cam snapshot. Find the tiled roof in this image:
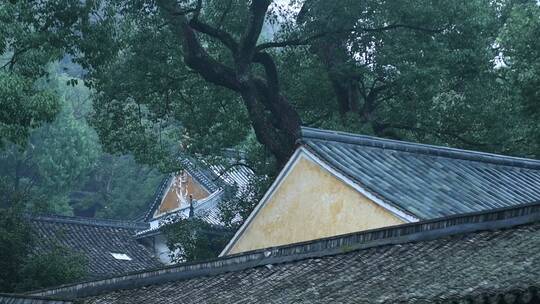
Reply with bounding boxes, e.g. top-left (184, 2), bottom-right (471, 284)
top-left (31, 202), bottom-right (540, 303)
top-left (135, 191), bottom-right (226, 238)
top-left (140, 176), bottom-right (171, 222)
top-left (210, 163), bottom-right (254, 193)
top-left (141, 152), bottom-right (254, 223)
top-left (180, 156), bottom-right (221, 193)
top-left (28, 215), bottom-right (162, 279)
top-left (140, 155), bottom-right (219, 222)
top-left (300, 127), bottom-right (540, 220)
top-left (0, 294), bottom-right (72, 304)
